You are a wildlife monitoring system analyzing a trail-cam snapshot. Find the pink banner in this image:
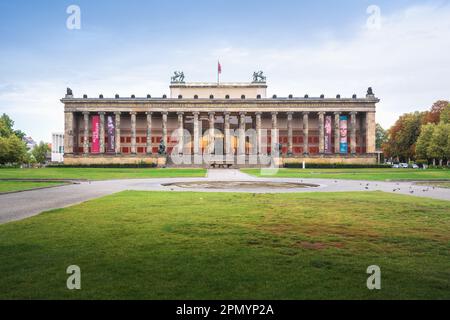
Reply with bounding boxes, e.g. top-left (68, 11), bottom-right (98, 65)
top-left (91, 115), bottom-right (100, 153)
